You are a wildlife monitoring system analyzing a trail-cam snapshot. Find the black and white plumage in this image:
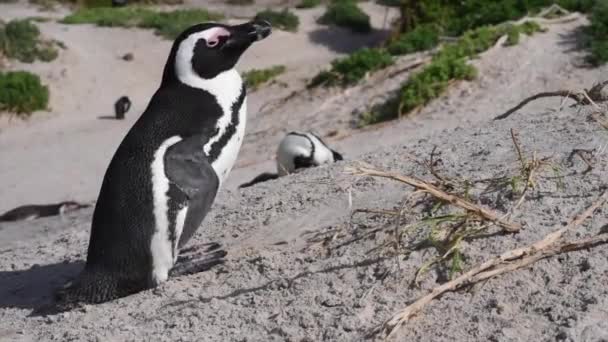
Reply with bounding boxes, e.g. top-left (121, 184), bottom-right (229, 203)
top-left (114, 96), bottom-right (131, 120)
top-left (239, 131), bottom-right (343, 188)
top-left (276, 132), bottom-right (343, 176)
top-left (56, 20), bottom-right (272, 307)
top-left (0, 201), bottom-right (89, 222)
